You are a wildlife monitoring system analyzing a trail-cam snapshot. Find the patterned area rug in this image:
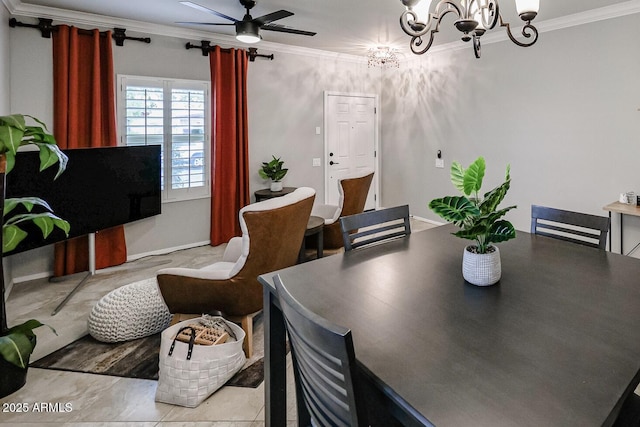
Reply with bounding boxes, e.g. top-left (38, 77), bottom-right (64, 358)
top-left (31, 315), bottom-right (266, 388)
